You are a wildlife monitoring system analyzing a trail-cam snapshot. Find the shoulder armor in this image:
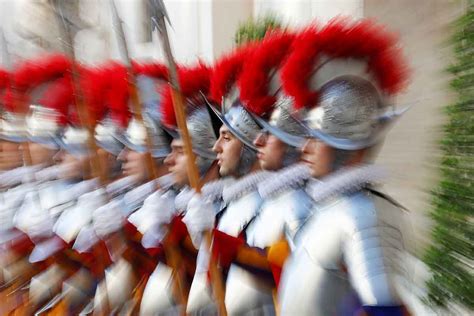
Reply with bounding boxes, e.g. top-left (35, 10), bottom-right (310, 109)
top-left (217, 191), bottom-right (263, 237)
